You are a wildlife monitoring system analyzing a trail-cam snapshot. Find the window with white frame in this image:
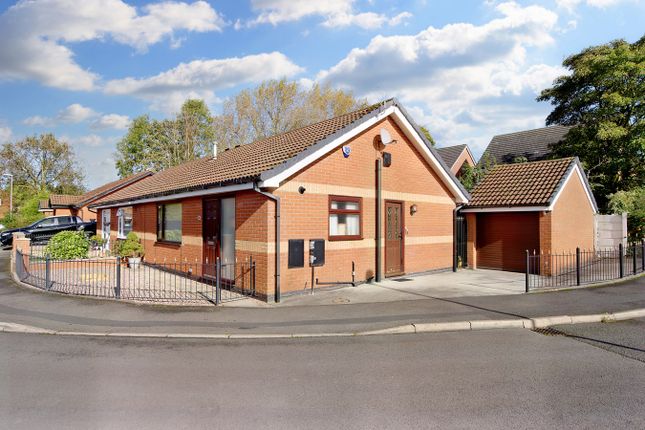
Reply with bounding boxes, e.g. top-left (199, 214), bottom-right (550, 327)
top-left (117, 207), bottom-right (133, 239)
